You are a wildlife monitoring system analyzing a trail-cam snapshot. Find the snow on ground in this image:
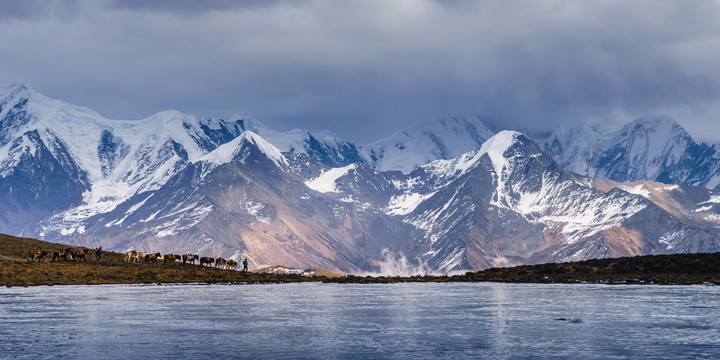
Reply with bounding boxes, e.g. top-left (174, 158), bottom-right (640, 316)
top-left (619, 184), bottom-right (651, 198)
top-left (385, 191), bottom-right (437, 216)
top-left (701, 194), bottom-right (720, 205)
top-left (304, 164), bottom-right (356, 193)
top-left (655, 184), bottom-right (679, 192)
